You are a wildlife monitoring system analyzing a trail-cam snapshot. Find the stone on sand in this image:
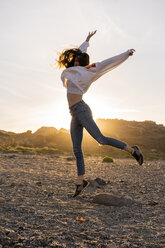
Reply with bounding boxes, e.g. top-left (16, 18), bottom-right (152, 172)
top-left (92, 193), bottom-right (134, 207)
top-left (65, 157), bottom-right (75, 161)
top-left (110, 188), bottom-right (118, 195)
top-left (95, 177), bottom-right (106, 186)
top-left (88, 178), bottom-right (107, 188)
top-left (108, 243), bottom-right (117, 248)
top-left (88, 179), bottom-right (100, 188)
